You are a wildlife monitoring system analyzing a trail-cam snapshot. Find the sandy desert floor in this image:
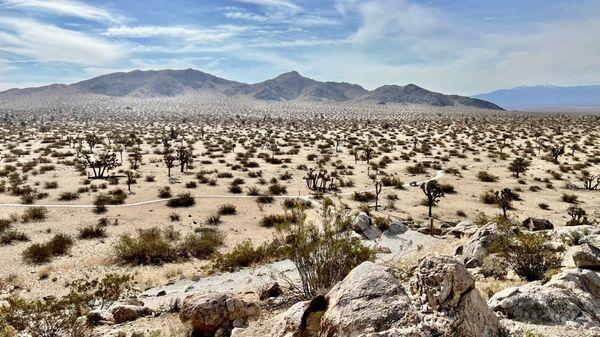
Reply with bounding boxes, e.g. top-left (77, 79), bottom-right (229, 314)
top-left (0, 108), bottom-right (599, 336)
